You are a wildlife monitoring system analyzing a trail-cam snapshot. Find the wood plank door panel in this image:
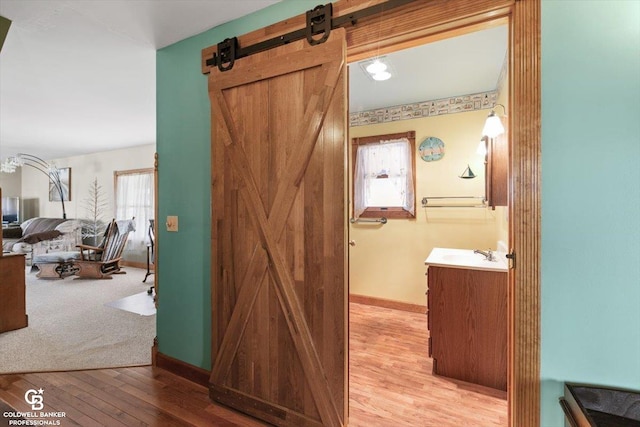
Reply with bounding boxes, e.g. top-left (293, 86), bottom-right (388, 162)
top-left (209, 29), bottom-right (347, 427)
